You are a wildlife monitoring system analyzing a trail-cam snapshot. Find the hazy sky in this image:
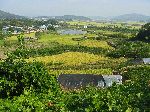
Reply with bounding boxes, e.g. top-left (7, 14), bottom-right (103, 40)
top-left (0, 0), bottom-right (150, 17)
